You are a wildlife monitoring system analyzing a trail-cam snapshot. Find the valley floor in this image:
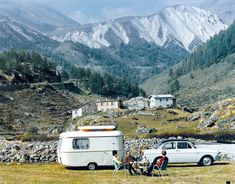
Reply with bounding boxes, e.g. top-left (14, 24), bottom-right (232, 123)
top-left (0, 162), bottom-right (234, 184)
